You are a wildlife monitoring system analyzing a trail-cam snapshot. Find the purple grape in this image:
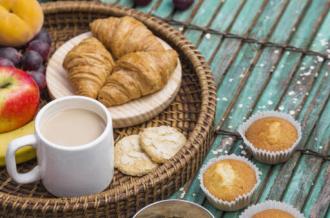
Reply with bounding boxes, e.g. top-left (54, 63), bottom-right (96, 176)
top-left (0, 47), bottom-right (22, 66)
top-left (27, 65), bottom-right (46, 77)
top-left (0, 57), bottom-right (14, 67)
top-left (27, 40), bottom-right (50, 60)
top-left (36, 65), bottom-right (46, 74)
top-left (134, 0), bottom-right (152, 6)
top-left (27, 71), bottom-right (47, 90)
top-left (34, 28), bottom-right (52, 45)
top-left (173, 0), bottom-right (194, 10)
top-left (22, 50), bottom-right (43, 71)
